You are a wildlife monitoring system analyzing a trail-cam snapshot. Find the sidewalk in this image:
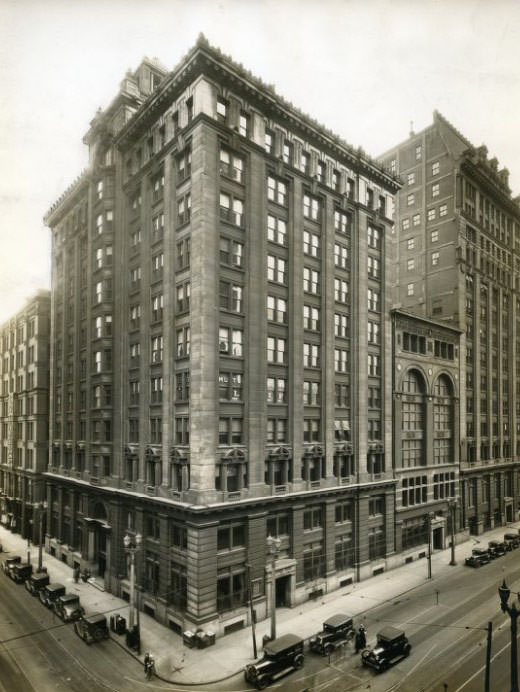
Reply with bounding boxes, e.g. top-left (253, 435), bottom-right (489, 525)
top-left (0, 522), bottom-right (517, 685)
